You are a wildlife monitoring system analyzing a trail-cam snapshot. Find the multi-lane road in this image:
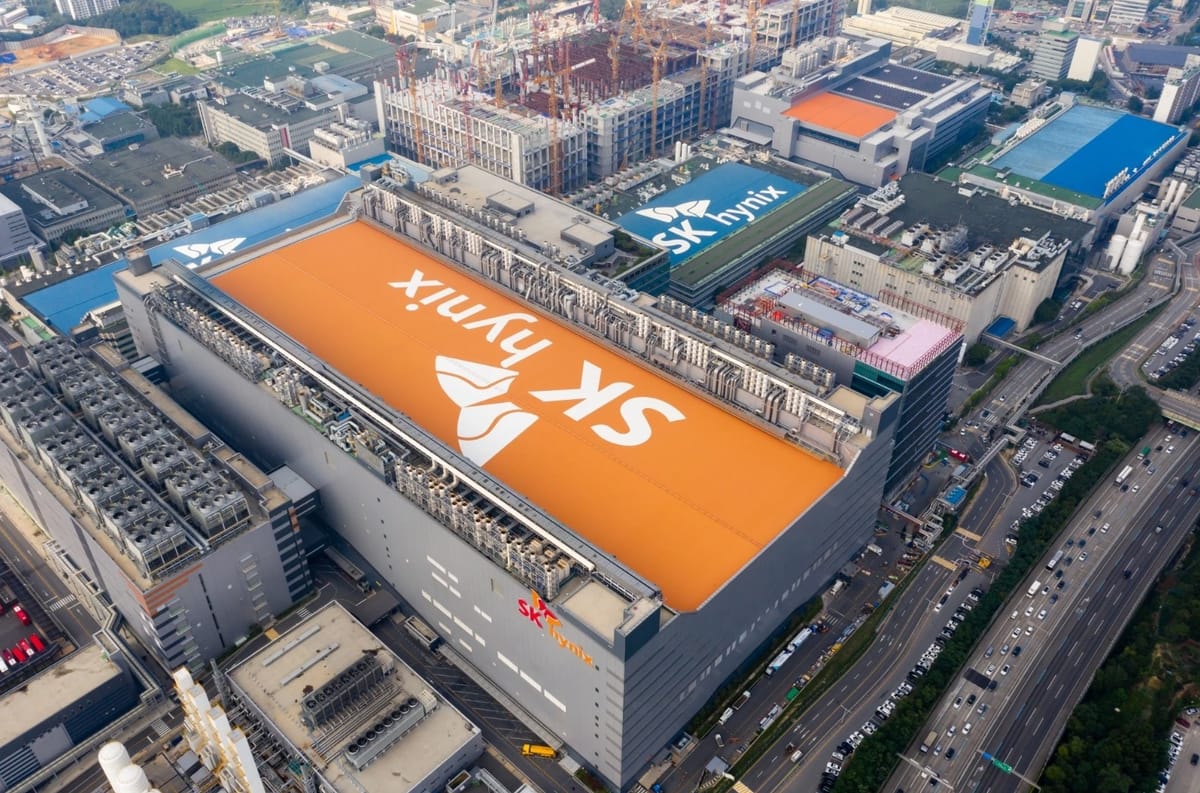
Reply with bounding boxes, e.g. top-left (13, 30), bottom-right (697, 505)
top-left (890, 430), bottom-right (1200, 792)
